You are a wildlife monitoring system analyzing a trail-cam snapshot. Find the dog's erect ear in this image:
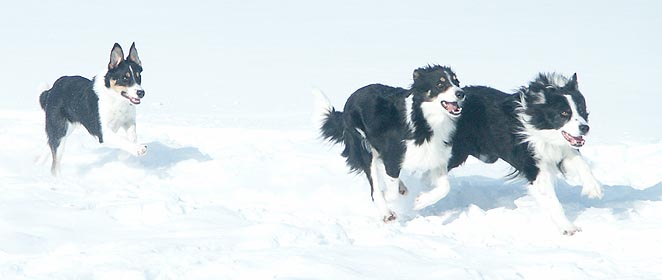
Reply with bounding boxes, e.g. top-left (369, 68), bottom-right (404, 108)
top-left (526, 83), bottom-right (547, 104)
top-left (108, 43), bottom-right (124, 70)
top-left (565, 73), bottom-right (578, 90)
top-left (127, 42), bottom-right (142, 66)
top-left (413, 69), bottom-right (421, 81)
top-left (528, 90), bottom-right (546, 104)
